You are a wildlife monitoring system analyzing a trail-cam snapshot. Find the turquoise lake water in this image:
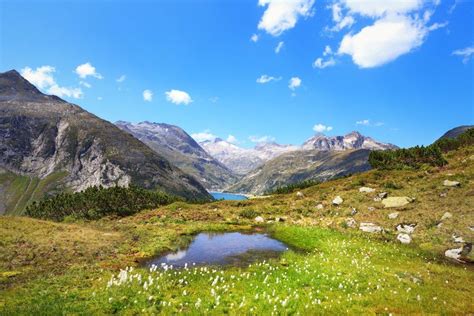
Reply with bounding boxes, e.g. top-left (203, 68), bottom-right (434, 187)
top-left (210, 192), bottom-right (247, 200)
